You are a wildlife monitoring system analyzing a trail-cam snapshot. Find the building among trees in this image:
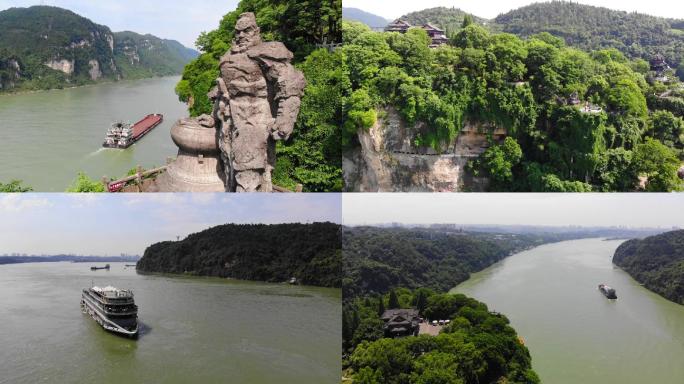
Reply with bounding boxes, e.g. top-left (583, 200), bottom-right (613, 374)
top-left (384, 19), bottom-right (449, 47)
top-left (380, 309), bottom-right (420, 337)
